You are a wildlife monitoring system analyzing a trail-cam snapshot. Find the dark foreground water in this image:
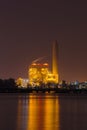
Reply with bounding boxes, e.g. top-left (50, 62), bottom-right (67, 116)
top-left (0, 93), bottom-right (87, 130)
